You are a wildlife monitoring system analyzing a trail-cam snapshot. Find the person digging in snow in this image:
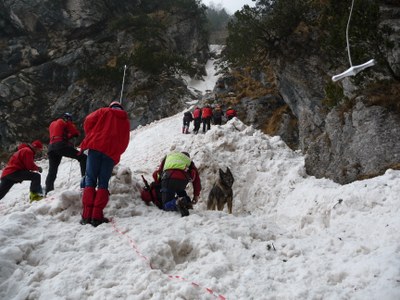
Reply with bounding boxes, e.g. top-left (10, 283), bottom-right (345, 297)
top-left (152, 151), bottom-right (201, 217)
top-left (79, 101), bottom-right (130, 227)
top-left (0, 140), bottom-right (44, 202)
